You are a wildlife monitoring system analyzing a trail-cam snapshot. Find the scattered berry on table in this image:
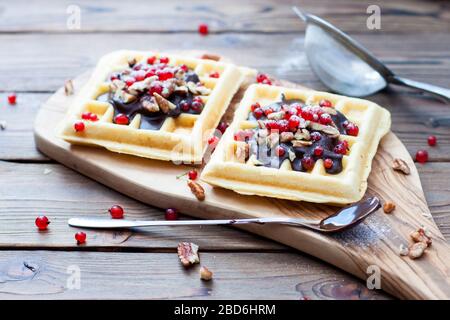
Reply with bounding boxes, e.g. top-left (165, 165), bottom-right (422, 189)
top-left (427, 135), bottom-right (437, 146)
top-left (188, 170), bottom-right (198, 180)
top-left (75, 232), bottom-right (87, 244)
top-left (415, 150), bottom-right (428, 163)
top-left (165, 208), bottom-right (178, 220)
top-left (35, 216), bottom-right (50, 231)
top-left (198, 23), bottom-right (209, 36)
top-left (109, 205), bottom-right (124, 219)
top-left (7, 93), bottom-right (16, 105)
